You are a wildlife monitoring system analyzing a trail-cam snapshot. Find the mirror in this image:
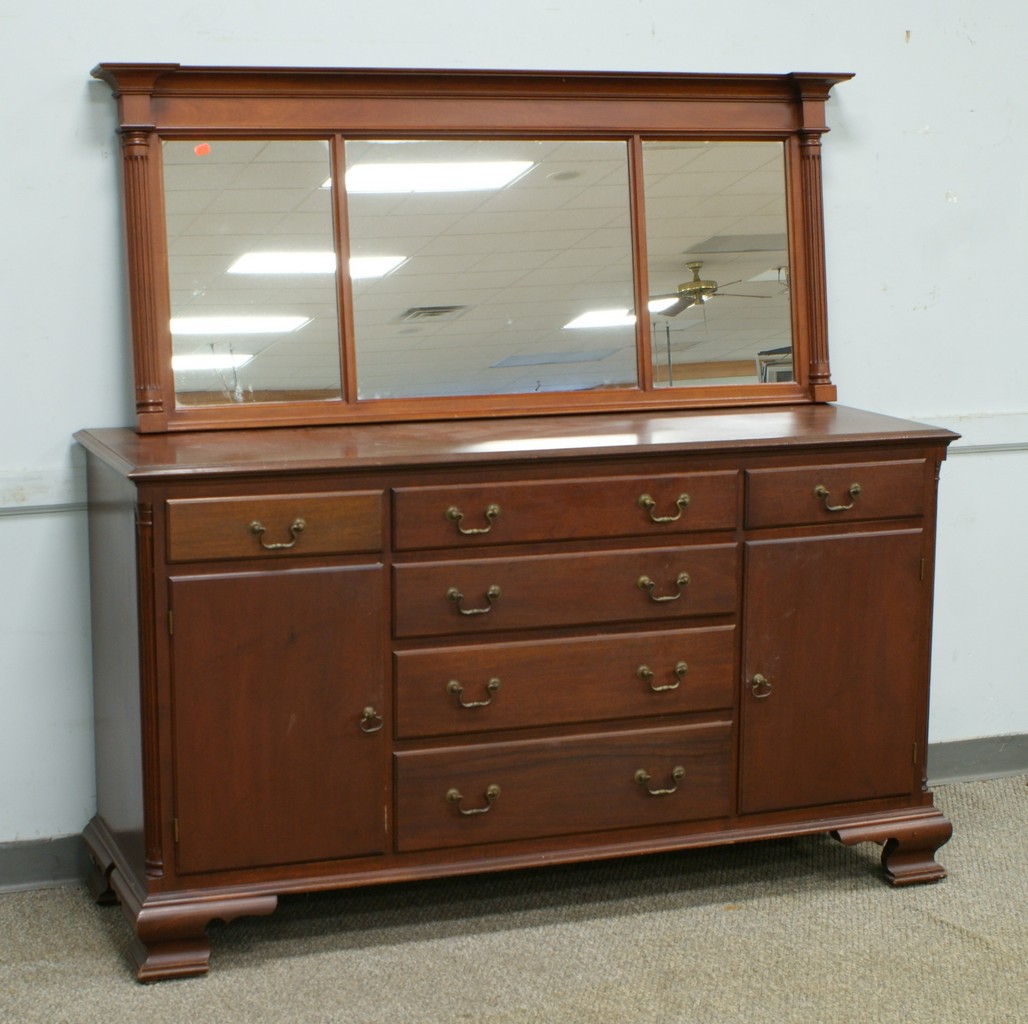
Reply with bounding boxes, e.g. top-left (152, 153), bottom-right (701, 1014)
top-left (642, 141), bottom-right (791, 387)
top-left (163, 138), bottom-right (791, 404)
top-left (347, 139), bottom-right (638, 398)
top-left (93, 64), bottom-right (850, 431)
top-left (163, 139), bottom-right (342, 406)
